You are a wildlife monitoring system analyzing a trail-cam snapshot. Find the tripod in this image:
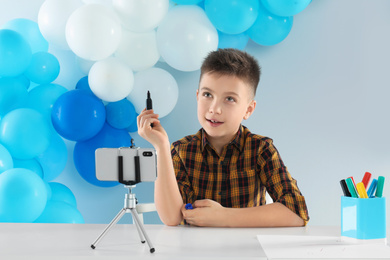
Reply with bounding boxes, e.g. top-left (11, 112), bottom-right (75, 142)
top-left (90, 185), bottom-right (155, 253)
